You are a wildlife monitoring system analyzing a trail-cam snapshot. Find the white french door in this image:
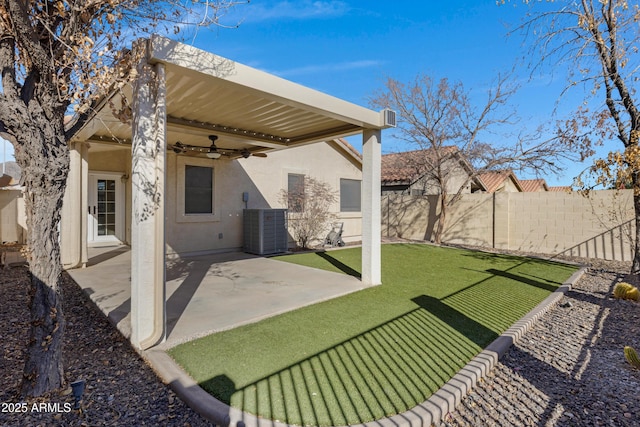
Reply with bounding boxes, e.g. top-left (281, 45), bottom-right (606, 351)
top-left (88, 172), bottom-right (124, 245)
